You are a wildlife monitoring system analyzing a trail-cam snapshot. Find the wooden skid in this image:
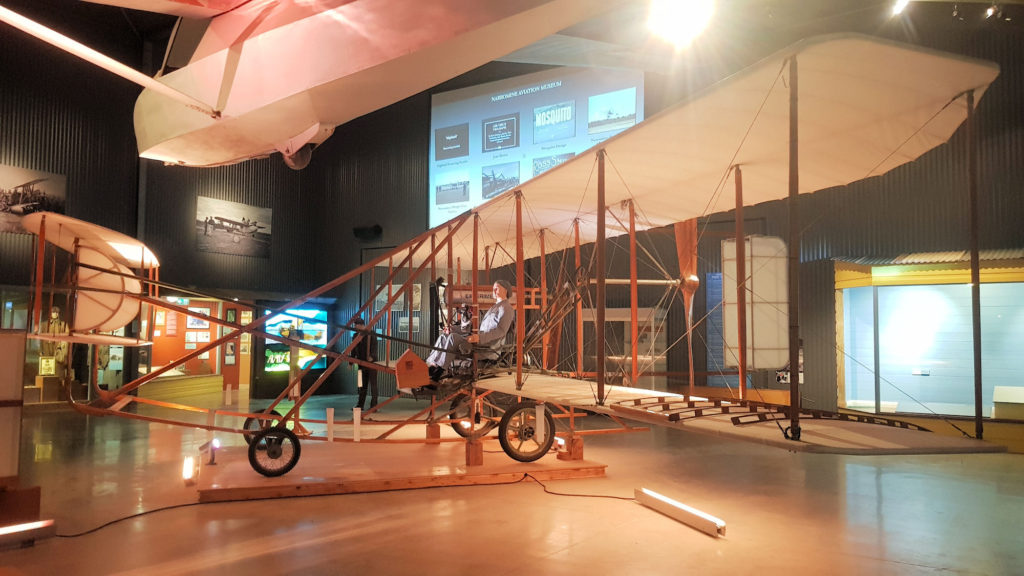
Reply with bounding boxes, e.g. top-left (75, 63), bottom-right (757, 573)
top-left (729, 405), bottom-right (931, 431)
top-left (609, 396), bottom-right (780, 423)
top-left (196, 441), bottom-right (606, 503)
